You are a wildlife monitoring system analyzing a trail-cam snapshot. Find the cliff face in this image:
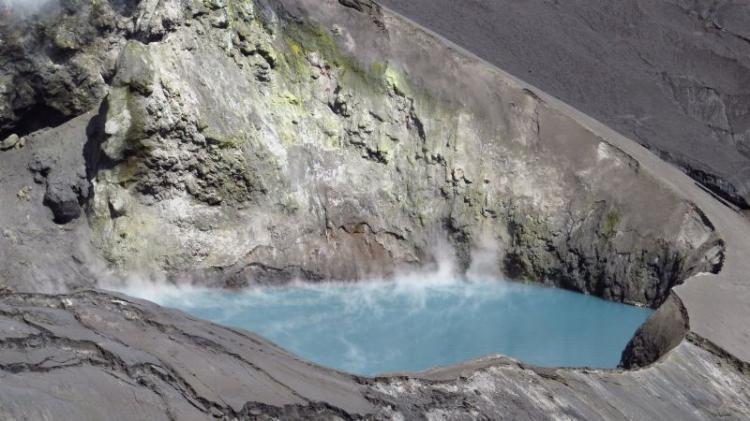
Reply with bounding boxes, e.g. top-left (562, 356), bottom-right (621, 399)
top-left (1, 0), bottom-right (719, 306)
top-left (0, 0), bottom-right (748, 419)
